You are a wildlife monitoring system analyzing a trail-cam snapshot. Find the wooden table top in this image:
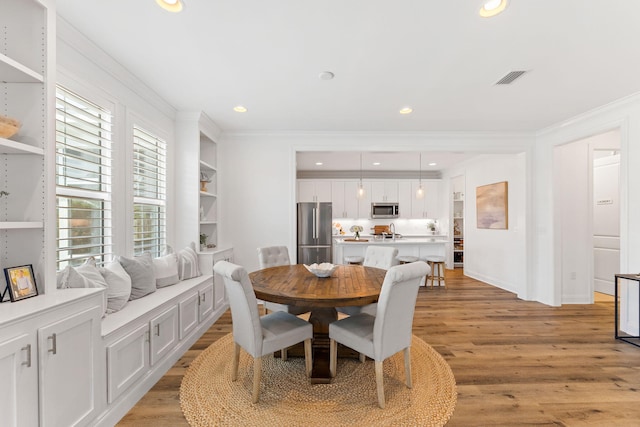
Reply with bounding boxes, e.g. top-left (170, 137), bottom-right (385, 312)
top-left (249, 264), bottom-right (386, 308)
